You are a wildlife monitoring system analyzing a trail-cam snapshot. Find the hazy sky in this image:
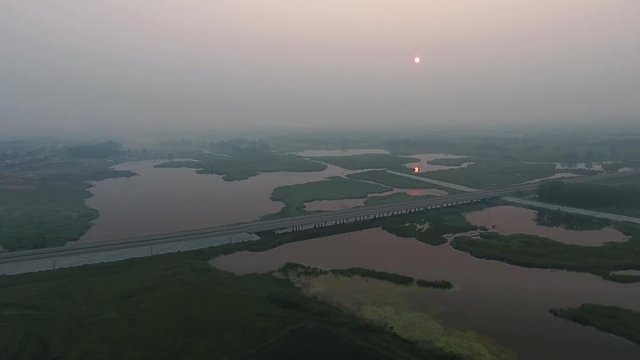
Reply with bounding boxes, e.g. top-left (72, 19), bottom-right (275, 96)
top-left (1, 1), bottom-right (639, 134)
